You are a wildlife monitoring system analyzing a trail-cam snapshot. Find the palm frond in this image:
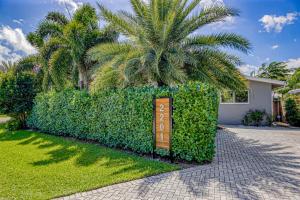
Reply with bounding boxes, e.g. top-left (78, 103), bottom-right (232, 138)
top-left (184, 33), bottom-right (251, 53)
top-left (97, 3), bottom-right (137, 37)
top-left (48, 48), bottom-right (72, 90)
top-left (46, 11), bottom-right (69, 25)
top-left (15, 55), bottom-right (39, 72)
top-left (37, 20), bottom-right (64, 39)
